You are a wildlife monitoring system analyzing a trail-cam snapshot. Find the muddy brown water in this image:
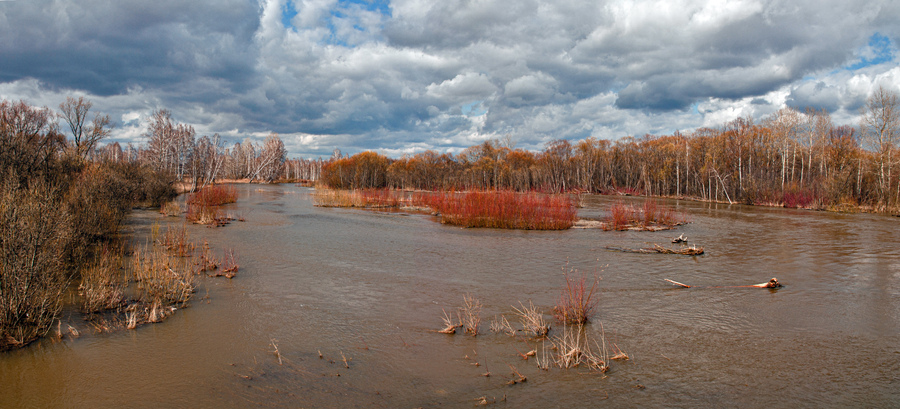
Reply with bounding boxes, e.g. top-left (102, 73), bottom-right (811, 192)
top-left (2, 185), bottom-right (899, 408)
